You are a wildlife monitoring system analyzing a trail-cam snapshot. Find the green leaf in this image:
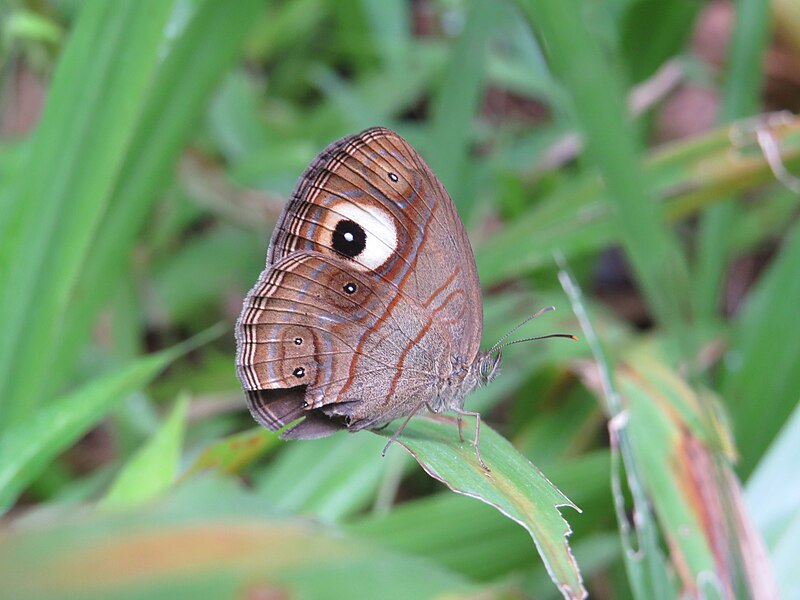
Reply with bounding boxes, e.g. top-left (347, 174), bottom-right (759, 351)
top-left (101, 396), bottom-right (189, 510)
top-left (350, 452), bottom-right (614, 582)
top-left (375, 416), bottom-right (586, 600)
top-left (3, 9), bottom-right (64, 45)
top-left (184, 427), bottom-right (279, 478)
top-left (0, 349), bottom-right (180, 513)
top-left (350, 491), bottom-right (539, 580)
